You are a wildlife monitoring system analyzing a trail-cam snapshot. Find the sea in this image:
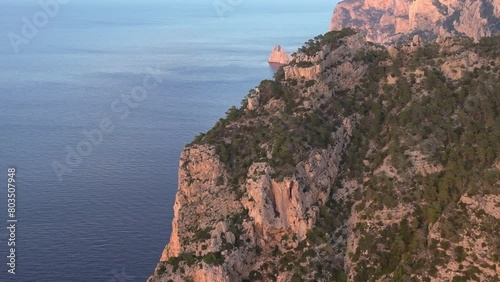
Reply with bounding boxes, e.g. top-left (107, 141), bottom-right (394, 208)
top-left (0, 0), bottom-right (335, 281)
